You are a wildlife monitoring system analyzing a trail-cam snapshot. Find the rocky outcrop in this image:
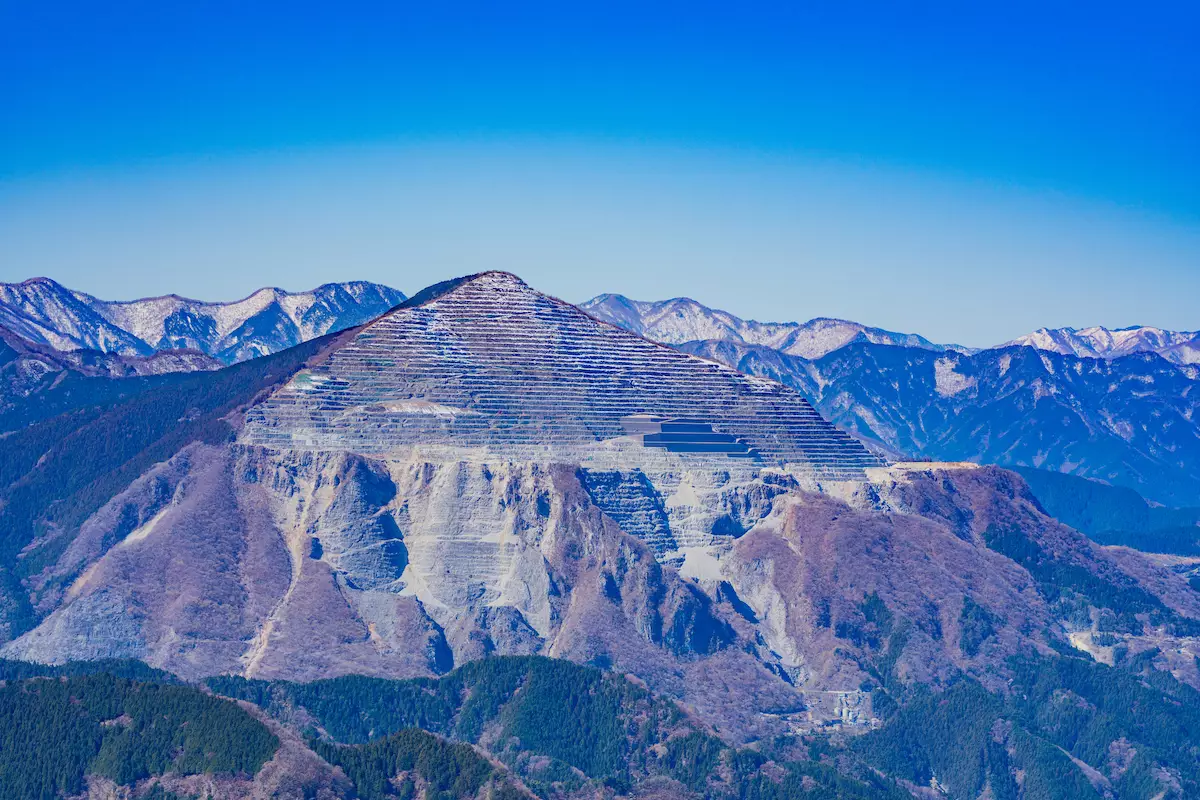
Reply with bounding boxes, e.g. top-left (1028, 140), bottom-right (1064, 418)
top-left (12, 444), bottom-right (1199, 740)
top-left (722, 482), bottom-right (1047, 692)
top-left (4, 446), bottom-right (779, 732)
